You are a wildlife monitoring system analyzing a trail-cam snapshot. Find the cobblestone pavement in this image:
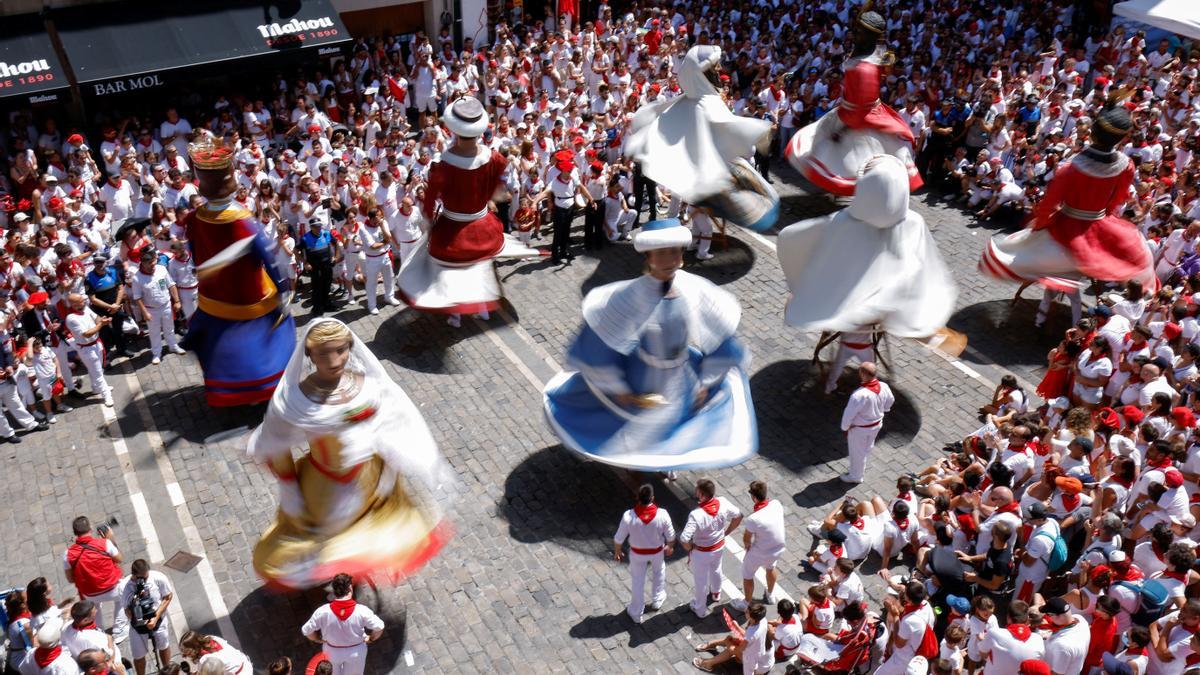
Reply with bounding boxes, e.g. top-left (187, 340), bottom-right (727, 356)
top-left (3, 160), bottom-right (1065, 673)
